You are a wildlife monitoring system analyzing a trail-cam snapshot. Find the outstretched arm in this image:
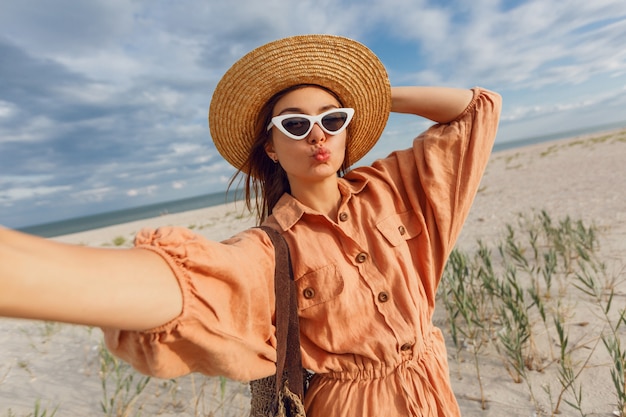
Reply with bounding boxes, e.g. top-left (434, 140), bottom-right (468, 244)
top-left (391, 86), bottom-right (474, 123)
top-left (0, 227), bottom-right (182, 330)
